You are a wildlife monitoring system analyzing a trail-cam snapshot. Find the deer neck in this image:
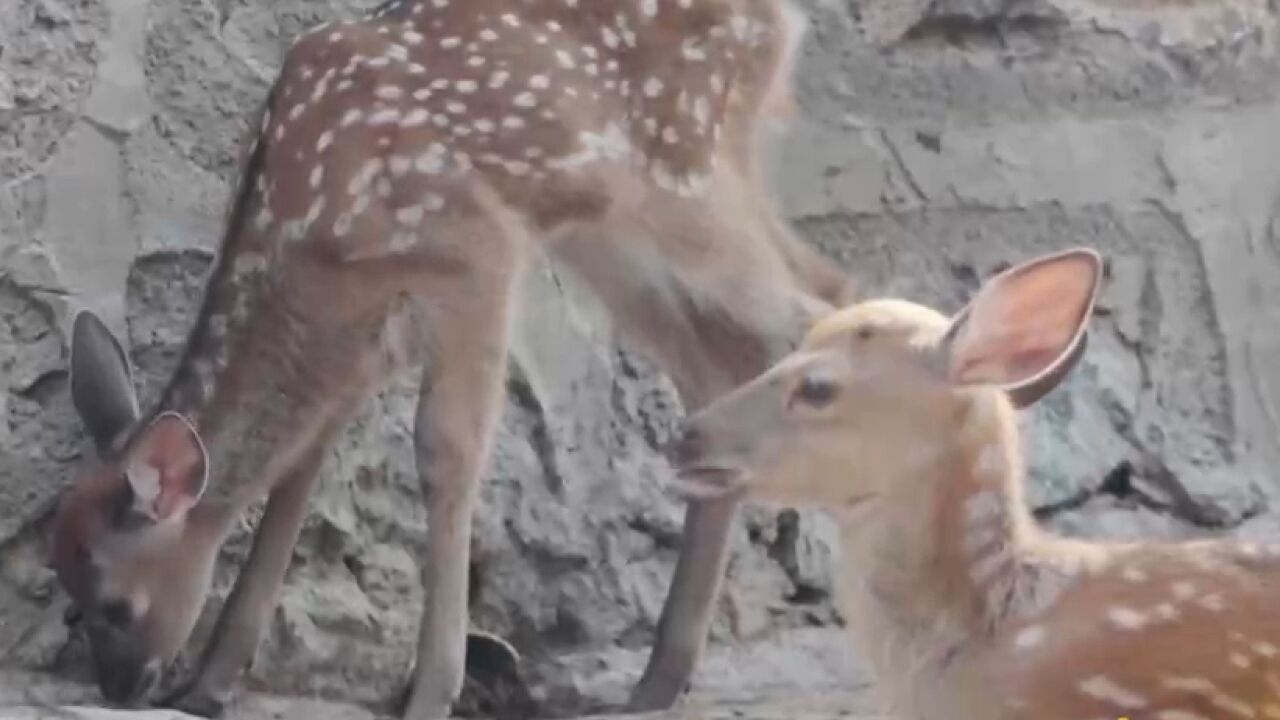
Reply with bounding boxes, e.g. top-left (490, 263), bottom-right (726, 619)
top-left (141, 159), bottom-right (375, 535)
top-left (832, 392), bottom-right (1048, 685)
